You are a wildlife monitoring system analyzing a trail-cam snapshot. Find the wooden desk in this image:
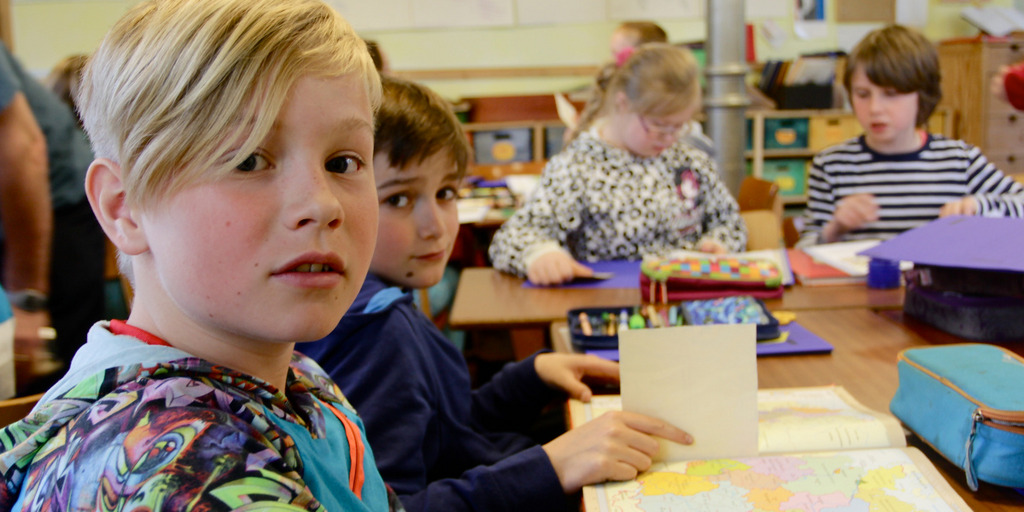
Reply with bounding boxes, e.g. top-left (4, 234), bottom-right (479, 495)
top-left (451, 267), bottom-right (904, 359)
top-left (552, 308), bottom-right (1024, 511)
